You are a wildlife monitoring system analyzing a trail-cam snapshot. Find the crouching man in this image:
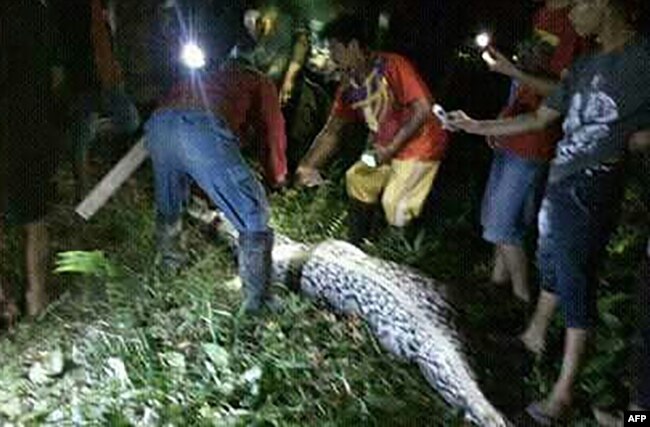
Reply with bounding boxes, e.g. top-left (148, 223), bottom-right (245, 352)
top-left (295, 14), bottom-right (448, 244)
top-left (145, 58), bottom-right (287, 314)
